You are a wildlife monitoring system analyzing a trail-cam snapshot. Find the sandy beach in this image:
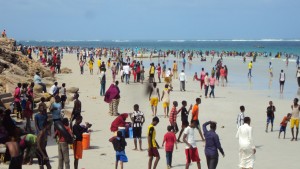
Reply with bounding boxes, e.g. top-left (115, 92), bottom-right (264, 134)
top-left (2, 53), bottom-right (299, 169)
